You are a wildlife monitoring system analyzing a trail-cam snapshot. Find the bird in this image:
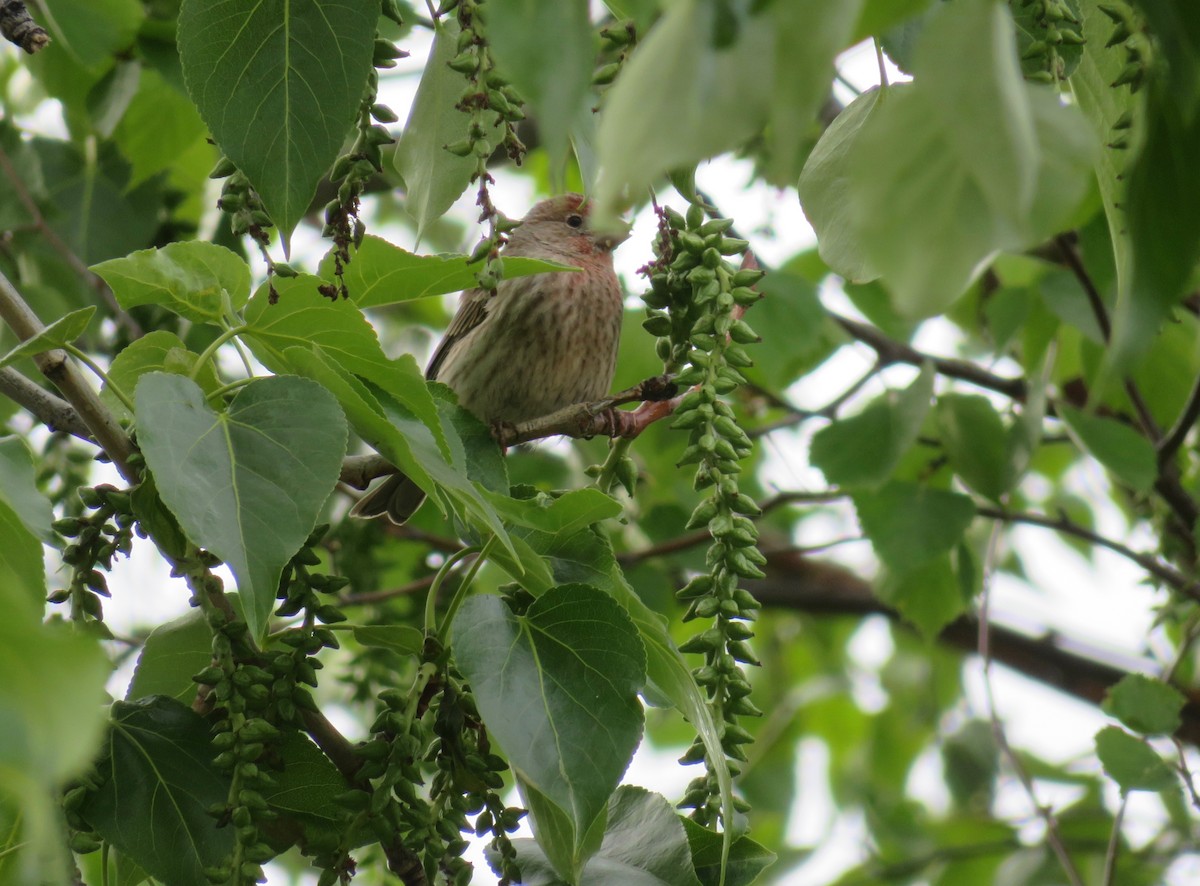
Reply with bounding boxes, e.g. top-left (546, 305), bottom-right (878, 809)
top-left (351, 193), bottom-right (628, 523)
